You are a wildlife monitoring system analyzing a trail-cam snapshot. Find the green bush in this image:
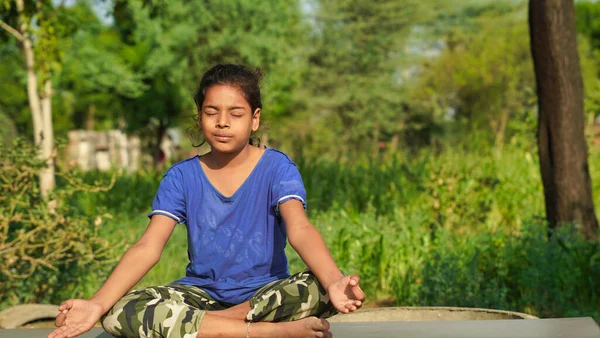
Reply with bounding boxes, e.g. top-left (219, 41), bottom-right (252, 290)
top-left (289, 206), bottom-right (600, 321)
top-left (0, 140), bottom-right (116, 307)
top-left (416, 223), bottom-right (600, 319)
top-left (297, 146), bottom-right (545, 232)
top-left (289, 145), bottom-right (599, 320)
top-left (62, 169), bottom-right (162, 217)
